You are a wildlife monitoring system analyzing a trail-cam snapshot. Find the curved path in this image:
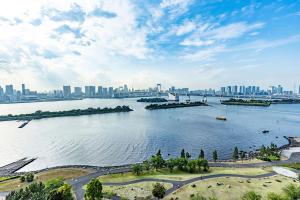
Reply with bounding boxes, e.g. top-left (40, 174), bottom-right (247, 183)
top-left (102, 172), bottom-right (277, 197)
top-left (69, 152), bottom-right (300, 200)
